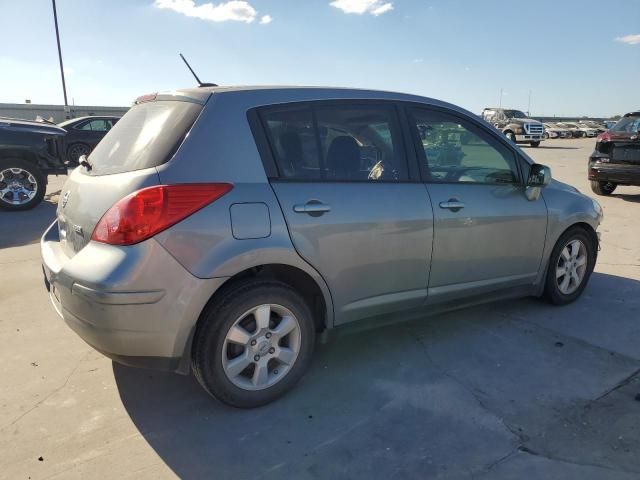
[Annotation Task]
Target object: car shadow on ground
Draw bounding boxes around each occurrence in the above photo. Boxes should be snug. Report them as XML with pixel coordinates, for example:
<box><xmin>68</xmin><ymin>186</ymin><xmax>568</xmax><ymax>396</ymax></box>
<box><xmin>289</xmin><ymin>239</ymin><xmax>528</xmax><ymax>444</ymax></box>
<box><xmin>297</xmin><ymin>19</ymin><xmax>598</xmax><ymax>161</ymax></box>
<box><xmin>0</xmin><ymin>190</ymin><xmax>59</xmax><ymax>249</ymax></box>
<box><xmin>113</xmin><ymin>272</ymin><xmax>640</xmax><ymax>479</ymax></box>
<box><xmin>613</xmin><ymin>193</ymin><xmax>640</xmax><ymax>203</ymax></box>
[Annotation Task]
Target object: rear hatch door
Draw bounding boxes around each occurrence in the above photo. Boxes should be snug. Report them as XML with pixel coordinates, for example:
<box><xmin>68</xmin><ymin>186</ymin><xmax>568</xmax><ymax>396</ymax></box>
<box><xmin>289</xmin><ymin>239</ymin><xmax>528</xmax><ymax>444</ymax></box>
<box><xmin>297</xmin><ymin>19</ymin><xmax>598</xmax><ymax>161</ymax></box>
<box><xmin>609</xmin><ymin>115</ymin><xmax>640</xmax><ymax>165</ymax></box>
<box><xmin>56</xmin><ymin>94</ymin><xmax>206</xmax><ymax>258</ymax></box>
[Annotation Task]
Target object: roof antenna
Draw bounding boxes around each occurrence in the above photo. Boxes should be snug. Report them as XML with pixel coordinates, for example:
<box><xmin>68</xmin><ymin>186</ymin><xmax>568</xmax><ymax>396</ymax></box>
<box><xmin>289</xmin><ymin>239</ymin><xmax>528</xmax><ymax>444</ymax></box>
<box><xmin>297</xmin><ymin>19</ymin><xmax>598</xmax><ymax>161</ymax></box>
<box><xmin>179</xmin><ymin>53</ymin><xmax>218</xmax><ymax>87</ymax></box>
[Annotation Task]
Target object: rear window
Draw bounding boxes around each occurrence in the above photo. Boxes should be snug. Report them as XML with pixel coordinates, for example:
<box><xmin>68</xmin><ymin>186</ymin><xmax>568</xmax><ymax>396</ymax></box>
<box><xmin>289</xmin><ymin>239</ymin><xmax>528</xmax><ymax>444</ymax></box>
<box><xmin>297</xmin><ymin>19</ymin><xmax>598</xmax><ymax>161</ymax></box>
<box><xmin>611</xmin><ymin>116</ymin><xmax>640</xmax><ymax>134</ymax></box>
<box><xmin>87</xmin><ymin>101</ymin><xmax>202</xmax><ymax>175</ymax></box>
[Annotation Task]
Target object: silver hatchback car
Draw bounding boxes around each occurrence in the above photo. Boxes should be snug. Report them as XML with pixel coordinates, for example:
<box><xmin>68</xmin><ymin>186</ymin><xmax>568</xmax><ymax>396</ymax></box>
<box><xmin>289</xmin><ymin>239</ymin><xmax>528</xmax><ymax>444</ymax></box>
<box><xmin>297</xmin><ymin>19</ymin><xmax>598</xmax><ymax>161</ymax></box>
<box><xmin>41</xmin><ymin>86</ymin><xmax>602</xmax><ymax>407</ymax></box>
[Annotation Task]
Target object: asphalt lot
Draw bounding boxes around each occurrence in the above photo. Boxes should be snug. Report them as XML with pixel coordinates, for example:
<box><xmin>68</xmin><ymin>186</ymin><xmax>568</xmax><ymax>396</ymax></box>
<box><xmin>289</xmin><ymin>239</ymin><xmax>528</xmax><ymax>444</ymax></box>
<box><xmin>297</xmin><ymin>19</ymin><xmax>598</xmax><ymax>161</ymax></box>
<box><xmin>1</xmin><ymin>138</ymin><xmax>639</xmax><ymax>479</ymax></box>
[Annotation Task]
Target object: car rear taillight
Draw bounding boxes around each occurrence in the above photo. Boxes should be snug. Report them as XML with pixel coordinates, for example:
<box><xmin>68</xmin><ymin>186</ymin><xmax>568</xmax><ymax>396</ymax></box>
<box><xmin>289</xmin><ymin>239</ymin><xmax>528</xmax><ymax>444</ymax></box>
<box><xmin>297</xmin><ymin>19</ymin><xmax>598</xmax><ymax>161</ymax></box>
<box><xmin>597</xmin><ymin>132</ymin><xmax>611</xmax><ymax>143</ymax></box>
<box><xmin>91</xmin><ymin>183</ymin><xmax>233</xmax><ymax>246</ymax></box>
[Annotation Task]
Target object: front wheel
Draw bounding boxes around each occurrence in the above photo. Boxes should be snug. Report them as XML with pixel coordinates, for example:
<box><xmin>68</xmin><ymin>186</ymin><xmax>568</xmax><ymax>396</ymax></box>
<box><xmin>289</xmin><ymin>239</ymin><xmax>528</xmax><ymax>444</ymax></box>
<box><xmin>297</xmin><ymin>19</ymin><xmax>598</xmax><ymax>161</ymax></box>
<box><xmin>0</xmin><ymin>158</ymin><xmax>46</xmax><ymax>211</ymax></box>
<box><xmin>543</xmin><ymin>227</ymin><xmax>597</xmax><ymax>305</ymax></box>
<box><xmin>590</xmin><ymin>180</ymin><xmax>616</xmax><ymax>196</ymax></box>
<box><xmin>192</xmin><ymin>280</ymin><xmax>316</xmax><ymax>408</ymax></box>
<box><xmin>530</xmin><ymin>141</ymin><xmax>541</xmax><ymax>147</ymax></box>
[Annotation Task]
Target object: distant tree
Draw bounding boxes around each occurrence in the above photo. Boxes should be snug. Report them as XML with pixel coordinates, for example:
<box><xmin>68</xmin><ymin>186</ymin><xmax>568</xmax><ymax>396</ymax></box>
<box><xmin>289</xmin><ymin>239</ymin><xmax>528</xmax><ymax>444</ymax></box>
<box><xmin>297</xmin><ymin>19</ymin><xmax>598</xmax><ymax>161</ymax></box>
<box><xmin>609</xmin><ymin>115</ymin><xmax>622</xmax><ymax>121</ymax></box>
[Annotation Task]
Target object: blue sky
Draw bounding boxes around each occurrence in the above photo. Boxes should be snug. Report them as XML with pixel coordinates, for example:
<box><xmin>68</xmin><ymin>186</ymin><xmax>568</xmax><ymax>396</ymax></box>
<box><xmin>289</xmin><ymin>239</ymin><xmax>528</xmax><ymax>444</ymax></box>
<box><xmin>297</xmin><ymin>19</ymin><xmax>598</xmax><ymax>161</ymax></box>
<box><xmin>1</xmin><ymin>0</ymin><xmax>638</xmax><ymax>116</ymax></box>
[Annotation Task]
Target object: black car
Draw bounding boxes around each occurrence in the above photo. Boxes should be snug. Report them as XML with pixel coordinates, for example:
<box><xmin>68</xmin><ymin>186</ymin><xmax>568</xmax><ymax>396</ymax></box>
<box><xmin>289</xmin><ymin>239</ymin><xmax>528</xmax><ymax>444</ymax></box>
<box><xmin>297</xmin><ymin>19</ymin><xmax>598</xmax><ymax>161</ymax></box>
<box><xmin>589</xmin><ymin>111</ymin><xmax>640</xmax><ymax>196</ymax></box>
<box><xmin>58</xmin><ymin>116</ymin><xmax>120</xmax><ymax>163</ymax></box>
<box><xmin>0</xmin><ymin>117</ymin><xmax>67</xmax><ymax>210</ymax></box>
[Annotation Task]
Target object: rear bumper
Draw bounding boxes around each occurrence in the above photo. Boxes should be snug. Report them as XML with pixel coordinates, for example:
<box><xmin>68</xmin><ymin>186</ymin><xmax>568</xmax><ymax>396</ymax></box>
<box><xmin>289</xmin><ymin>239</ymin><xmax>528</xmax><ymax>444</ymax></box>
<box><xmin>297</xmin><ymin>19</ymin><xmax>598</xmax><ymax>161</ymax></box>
<box><xmin>41</xmin><ymin>221</ymin><xmax>227</xmax><ymax>373</ymax></box>
<box><xmin>588</xmin><ymin>159</ymin><xmax>640</xmax><ymax>185</ymax></box>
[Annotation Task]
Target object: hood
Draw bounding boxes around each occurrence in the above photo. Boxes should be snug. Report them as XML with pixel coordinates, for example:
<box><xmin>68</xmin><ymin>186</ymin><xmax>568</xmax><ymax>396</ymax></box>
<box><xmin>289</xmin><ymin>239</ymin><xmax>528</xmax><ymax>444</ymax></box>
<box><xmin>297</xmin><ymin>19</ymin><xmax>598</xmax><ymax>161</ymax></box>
<box><xmin>508</xmin><ymin>118</ymin><xmax>542</xmax><ymax>126</ymax></box>
<box><xmin>0</xmin><ymin>117</ymin><xmax>66</xmax><ymax>136</ymax></box>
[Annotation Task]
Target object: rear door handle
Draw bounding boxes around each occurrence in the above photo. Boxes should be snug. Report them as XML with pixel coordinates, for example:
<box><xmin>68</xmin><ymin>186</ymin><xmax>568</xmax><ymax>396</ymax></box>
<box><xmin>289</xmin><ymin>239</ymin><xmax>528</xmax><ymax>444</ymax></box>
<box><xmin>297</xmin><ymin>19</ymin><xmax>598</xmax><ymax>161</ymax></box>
<box><xmin>293</xmin><ymin>201</ymin><xmax>331</xmax><ymax>216</ymax></box>
<box><xmin>439</xmin><ymin>199</ymin><xmax>465</xmax><ymax>212</ymax></box>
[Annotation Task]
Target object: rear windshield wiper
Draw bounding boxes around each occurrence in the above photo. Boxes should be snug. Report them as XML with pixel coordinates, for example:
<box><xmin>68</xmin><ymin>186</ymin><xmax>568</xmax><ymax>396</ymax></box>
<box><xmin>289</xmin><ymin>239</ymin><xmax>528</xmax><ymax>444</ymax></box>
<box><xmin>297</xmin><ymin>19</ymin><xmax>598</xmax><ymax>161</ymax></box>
<box><xmin>79</xmin><ymin>155</ymin><xmax>93</xmax><ymax>171</ymax></box>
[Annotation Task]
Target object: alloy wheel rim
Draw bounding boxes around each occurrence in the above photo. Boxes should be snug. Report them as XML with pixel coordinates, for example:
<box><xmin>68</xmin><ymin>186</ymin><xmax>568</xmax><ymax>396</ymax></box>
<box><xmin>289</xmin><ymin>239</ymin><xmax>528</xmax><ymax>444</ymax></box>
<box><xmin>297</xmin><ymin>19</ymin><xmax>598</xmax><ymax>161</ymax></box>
<box><xmin>70</xmin><ymin>145</ymin><xmax>90</xmax><ymax>161</ymax></box>
<box><xmin>0</xmin><ymin>168</ymin><xmax>38</xmax><ymax>206</ymax></box>
<box><xmin>221</xmin><ymin>304</ymin><xmax>301</xmax><ymax>391</ymax></box>
<box><xmin>556</xmin><ymin>239</ymin><xmax>587</xmax><ymax>295</ymax></box>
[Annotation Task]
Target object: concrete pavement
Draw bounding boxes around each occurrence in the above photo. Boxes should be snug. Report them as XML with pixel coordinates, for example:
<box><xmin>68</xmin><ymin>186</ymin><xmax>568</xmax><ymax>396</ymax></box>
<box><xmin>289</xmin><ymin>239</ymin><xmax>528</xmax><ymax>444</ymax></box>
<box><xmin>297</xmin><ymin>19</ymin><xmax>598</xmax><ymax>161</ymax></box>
<box><xmin>1</xmin><ymin>139</ymin><xmax>639</xmax><ymax>479</ymax></box>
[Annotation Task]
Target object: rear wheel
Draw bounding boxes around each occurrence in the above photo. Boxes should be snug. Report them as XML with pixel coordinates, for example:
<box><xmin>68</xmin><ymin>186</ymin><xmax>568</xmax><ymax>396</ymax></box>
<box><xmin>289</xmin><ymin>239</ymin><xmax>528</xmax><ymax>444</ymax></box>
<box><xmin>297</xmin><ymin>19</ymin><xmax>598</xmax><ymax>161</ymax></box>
<box><xmin>543</xmin><ymin>227</ymin><xmax>596</xmax><ymax>305</ymax></box>
<box><xmin>67</xmin><ymin>143</ymin><xmax>91</xmax><ymax>164</ymax></box>
<box><xmin>0</xmin><ymin>158</ymin><xmax>46</xmax><ymax>211</ymax></box>
<box><xmin>530</xmin><ymin>141</ymin><xmax>541</xmax><ymax>147</ymax></box>
<box><xmin>192</xmin><ymin>280</ymin><xmax>316</xmax><ymax>408</ymax></box>
<box><xmin>590</xmin><ymin>180</ymin><xmax>617</xmax><ymax>196</ymax></box>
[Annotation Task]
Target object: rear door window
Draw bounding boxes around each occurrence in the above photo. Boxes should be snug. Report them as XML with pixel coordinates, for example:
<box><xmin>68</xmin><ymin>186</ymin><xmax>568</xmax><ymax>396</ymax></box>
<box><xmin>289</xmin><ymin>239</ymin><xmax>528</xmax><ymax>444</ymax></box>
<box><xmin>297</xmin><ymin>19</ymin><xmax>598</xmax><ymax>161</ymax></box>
<box><xmin>87</xmin><ymin>101</ymin><xmax>202</xmax><ymax>175</ymax></box>
<box><xmin>260</xmin><ymin>102</ymin><xmax>408</xmax><ymax>182</ymax></box>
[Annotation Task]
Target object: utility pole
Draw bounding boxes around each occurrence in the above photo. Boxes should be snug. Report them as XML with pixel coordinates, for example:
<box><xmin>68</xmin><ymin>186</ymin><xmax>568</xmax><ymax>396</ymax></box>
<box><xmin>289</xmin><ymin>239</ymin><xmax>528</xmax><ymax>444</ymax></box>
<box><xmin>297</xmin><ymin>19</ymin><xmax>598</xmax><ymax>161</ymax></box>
<box><xmin>51</xmin><ymin>0</ymin><xmax>69</xmax><ymax>114</ymax></box>
<box><xmin>499</xmin><ymin>88</ymin><xmax>503</xmax><ymax>108</ymax></box>
<box><xmin>527</xmin><ymin>89</ymin><xmax>532</xmax><ymax>116</ymax></box>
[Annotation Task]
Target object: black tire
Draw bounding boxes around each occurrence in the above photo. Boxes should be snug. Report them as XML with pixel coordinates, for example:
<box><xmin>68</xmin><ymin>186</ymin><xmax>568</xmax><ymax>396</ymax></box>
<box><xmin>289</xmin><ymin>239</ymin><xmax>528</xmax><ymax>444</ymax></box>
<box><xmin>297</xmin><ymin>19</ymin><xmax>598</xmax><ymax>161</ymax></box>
<box><xmin>0</xmin><ymin>157</ymin><xmax>47</xmax><ymax>211</ymax></box>
<box><xmin>530</xmin><ymin>141</ymin><xmax>541</xmax><ymax>147</ymax></box>
<box><xmin>543</xmin><ymin>132</ymin><xmax>549</xmax><ymax>139</ymax></box>
<box><xmin>590</xmin><ymin>180</ymin><xmax>616</xmax><ymax>196</ymax></box>
<box><xmin>67</xmin><ymin>143</ymin><xmax>91</xmax><ymax>164</ymax></box>
<box><xmin>543</xmin><ymin>227</ymin><xmax>597</xmax><ymax>305</ymax></box>
<box><xmin>192</xmin><ymin>280</ymin><xmax>316</xmax><ymax>408</ymax></box>
<box><xmin>505</xmin><ymin>131</ymin><xmax>516</xmax><ymax>143</ymax></box>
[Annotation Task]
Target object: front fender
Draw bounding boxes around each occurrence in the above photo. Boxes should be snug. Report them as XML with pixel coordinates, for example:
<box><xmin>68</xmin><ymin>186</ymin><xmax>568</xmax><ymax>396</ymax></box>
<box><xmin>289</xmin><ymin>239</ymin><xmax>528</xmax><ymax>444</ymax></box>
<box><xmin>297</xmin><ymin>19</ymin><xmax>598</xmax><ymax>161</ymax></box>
<box><xmin>536</xmin><ymin>186</ymin><xmax>601</xmax><ymax>288</ymax></box>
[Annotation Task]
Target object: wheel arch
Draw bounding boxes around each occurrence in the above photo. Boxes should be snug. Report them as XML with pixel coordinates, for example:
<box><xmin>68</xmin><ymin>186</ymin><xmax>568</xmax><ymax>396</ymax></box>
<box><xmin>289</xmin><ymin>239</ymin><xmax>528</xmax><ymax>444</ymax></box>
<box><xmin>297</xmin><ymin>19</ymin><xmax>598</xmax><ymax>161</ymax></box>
<box><xmin>176</xmin><ymin>262</ymin><xmax>334</xmax><ymax>374</ymax></box>
<box><xmin>536</xmin><ymin>220</ymin><xmax>599</xmax><ymax>296</ymax></box>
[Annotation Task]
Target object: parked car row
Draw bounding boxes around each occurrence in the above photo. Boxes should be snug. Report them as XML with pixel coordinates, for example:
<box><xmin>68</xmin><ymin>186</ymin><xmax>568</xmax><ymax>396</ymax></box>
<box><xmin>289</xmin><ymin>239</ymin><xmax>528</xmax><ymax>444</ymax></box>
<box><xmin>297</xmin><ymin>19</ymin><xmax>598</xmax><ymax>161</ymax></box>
<box><xmin>543</xmin><ymin>121</ymin><xmax>605</xmax><ymax>139</ymax></box>
<box><xmin>0</xmin><ymin>115</ymin><xmax>120</xmax><ymax>210</ymax></box>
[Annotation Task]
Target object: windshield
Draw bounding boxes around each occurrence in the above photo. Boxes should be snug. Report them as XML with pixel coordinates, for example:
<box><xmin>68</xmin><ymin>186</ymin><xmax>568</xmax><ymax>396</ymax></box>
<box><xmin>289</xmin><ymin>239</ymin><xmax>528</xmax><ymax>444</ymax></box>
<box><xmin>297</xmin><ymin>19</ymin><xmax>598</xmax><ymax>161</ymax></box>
<box><xmin>611</xmin><ymin>116</ymin><xmax>640</xmax><ymax>134</ymax></box>
<box><xmin>503</xmin><ymin>110</ymin><xmax>527</xmax><ymax>119</ymax></box>
<box><xmin>87</xmin><ymin>100</ymin><xmax>202</xmax><ymax>175</ymax></box>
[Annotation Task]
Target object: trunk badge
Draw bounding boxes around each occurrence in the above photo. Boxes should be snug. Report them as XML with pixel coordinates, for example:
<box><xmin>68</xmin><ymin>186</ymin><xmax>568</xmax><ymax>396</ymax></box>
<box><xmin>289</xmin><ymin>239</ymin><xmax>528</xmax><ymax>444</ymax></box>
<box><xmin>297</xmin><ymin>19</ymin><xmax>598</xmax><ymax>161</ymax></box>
<box><xmin>62</xmin><ymin>190</ymin><xmax>70</xmax><ymax>208</ymax></box>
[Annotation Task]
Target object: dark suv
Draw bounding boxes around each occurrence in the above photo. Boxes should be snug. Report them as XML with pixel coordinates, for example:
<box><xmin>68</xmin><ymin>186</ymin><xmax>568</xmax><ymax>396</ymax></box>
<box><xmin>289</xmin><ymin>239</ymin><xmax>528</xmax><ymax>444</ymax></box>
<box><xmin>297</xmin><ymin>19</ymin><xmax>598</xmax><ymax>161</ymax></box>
<box><xmin>0</xmin><ymin>117</ymin><xmax>67</xmax><ymax>210</ymax></box>
<box><xmin>588</xmin><ymin>111</ymin><xmax>640</xmax><ymax>196</ymax></box>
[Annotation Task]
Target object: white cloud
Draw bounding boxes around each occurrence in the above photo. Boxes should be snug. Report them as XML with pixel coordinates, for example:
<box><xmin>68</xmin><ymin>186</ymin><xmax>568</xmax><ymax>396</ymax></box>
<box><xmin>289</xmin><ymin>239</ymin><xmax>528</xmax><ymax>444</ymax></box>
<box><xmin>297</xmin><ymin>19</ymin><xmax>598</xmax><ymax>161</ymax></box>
<box><xmin>154</xmin><ymin>0</ymin><xmax>262</xmax><ymax>23</ymax></box>
<box><xmin>330</xmin><ymin>0</ymin><xmax>393</xmax><ymax>16</ymax></box>
<box><xmin>615</xmin><ymin>34</ymin><xmax>640</xmax><ymax>45</ymax></box>
<box><xmin>259</xmin><ymin>14</ymin><xmax>272</xmax><ymax>24</ymax></box>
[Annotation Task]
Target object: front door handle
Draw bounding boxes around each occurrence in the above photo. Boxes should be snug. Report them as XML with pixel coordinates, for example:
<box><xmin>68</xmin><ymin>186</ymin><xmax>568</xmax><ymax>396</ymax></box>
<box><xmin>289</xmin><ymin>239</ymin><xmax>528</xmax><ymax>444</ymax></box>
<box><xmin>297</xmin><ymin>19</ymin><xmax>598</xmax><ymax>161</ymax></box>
<box><xmin>439</xmin><ymin>199</ymin><xmax>465</xmax><ymax>212</ymax></box>
<box><xmin>293</xmin><ymin>200</ymin><xmax>331</xmax><ymax>216</ymax></box>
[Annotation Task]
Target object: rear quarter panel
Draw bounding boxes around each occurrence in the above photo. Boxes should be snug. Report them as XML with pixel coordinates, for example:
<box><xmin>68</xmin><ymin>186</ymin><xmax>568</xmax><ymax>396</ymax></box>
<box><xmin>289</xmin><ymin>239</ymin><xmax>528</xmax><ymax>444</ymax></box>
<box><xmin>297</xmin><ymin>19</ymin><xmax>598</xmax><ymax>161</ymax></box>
<box><xmin>155</xmin><ymin>93</ymin><xmax>335</xmax><ymax>325</ymax></box>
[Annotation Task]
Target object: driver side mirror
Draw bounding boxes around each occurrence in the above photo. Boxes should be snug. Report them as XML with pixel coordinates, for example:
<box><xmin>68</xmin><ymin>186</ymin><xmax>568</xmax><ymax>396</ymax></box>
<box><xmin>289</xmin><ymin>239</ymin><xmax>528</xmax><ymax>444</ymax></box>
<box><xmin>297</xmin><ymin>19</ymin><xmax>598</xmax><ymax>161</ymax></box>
<box><xmin>527</xmin><ymin>164</ymin><xmax>551</xmax><ymax>187</ymax></box>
